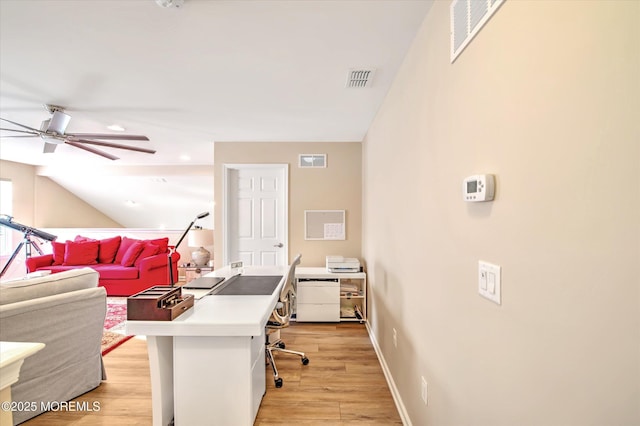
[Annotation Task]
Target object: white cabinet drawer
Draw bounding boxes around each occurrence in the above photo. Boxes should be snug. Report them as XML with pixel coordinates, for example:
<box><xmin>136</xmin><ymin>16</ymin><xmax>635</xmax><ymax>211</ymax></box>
<box><xmin>297</xmin><ymin>303</ymin><xmax>340</xmax><ymax>322</ymax></box>
<box><xmin>250</xmin><ymin>331</ymin><xmax>264</xmax><ymax>365</ymax></box>
<box><xmin>250</xmin><ymin>332</ymin><xmax>265</xmax><ymax>421</ymax></box>
<box><xmin>297</xmin><ymin>281</ymin><xmax>339</xmax><ymax>304</ymax></box>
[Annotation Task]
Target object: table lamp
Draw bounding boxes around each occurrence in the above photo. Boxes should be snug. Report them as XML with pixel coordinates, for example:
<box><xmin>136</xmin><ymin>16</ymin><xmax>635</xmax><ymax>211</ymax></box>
<box><xmin>188</xmin><ymin>228</ymin><xmax>213</xmax><ymax>266</ymax></box>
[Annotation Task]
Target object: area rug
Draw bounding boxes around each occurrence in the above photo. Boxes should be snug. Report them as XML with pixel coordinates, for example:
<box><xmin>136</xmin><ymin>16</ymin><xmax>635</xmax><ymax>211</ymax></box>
<box><xmin>102</xmin><ymin>297</ymin><xmax>133</xmax><ymax>355</ymax></box>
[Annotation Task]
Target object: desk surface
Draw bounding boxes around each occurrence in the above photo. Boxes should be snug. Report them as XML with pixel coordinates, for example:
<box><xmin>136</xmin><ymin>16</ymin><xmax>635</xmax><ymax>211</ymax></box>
<box><xmin>125</xmin><ymin>265</ymin><xmax>286</xmax><ymax>337</ymax></box>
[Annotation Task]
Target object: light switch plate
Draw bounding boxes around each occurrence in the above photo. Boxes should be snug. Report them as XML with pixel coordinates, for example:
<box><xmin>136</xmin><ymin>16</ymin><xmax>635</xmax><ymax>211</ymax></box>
<box><xmin>479</xmin><ymin>261</ymin><xmax>501</xmax><ymax>305</ymax></box>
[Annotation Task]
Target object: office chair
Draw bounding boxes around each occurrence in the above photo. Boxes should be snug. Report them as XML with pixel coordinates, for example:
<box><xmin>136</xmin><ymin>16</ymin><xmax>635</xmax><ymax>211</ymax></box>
<box><xmin>265</xmin><ymin>253</ymin><xmax>309</xmax><ymax>388</ymax></box>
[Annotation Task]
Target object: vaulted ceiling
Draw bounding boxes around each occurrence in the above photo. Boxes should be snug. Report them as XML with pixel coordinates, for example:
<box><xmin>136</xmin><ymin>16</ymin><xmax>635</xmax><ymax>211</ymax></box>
<box><xmin>0</xmin><ymin>0</ymin><xmax>432</xmax><ymax>228</ymax></box>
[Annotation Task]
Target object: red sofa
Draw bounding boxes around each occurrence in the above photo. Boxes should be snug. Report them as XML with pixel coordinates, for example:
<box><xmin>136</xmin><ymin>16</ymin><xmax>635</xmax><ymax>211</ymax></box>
<box><xmin>25</xmin><ymin>235</ymin><xmax>180</xmax><ymax>296</ymax></box>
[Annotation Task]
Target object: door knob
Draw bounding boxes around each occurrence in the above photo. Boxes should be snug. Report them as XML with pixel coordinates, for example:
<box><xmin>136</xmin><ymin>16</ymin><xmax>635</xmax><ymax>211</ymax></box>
<box><xmin>273</xmin><ymin>243</ymin><xmax>284</xmax><ymax>248</ymax></box>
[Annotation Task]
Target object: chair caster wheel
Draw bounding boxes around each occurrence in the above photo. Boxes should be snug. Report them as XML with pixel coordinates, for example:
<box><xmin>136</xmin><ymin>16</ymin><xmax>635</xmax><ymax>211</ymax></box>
<box><xmin>301</xmin><ymin>357</ymin><xmax>309</xmax><ymax>365</ymax></box>
<box><xmin>275</xmin><ymin>378</ymin><xmax>283</xmax><ymax>388</ymax></box>
<box><xmin>277</xmin><ymin>342</ymin><xmax>285</xmax><ymax>349</ymax></box>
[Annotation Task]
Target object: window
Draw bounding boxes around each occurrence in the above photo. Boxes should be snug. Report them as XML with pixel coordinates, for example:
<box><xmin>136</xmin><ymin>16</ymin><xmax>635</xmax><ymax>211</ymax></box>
<box><xmin>0</xmin><ymin>180</ymin><xmax>13</xmax><ymax>256</ymax></box>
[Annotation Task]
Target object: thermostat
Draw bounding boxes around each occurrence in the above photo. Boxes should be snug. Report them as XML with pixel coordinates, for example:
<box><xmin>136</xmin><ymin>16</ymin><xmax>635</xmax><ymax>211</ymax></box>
<box><xmin>463</xmin><ymin>174</ymin><xmax>495</xmax><ymax>202</ymax></box>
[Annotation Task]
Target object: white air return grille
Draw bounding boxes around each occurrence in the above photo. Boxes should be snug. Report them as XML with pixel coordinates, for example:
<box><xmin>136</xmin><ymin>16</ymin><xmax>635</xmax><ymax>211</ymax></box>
<box><xmin>451</xmin><ymin>0</ymin><xmax>505</xmax><ymax>63</ymax></box>
<box><xmin>346</xmin><ymin>69</ymin><xmax>375</xmax><ymax>88</ymax></box>
<box><xmin>299</xmin><ymin>154</ymin><xmax>327</xmax><ymax>168</ymax></box>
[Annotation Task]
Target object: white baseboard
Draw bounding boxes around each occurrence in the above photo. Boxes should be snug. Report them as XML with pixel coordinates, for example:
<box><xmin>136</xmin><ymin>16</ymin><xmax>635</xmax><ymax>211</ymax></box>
<box><xmin>365</xmin><ymin>321</ymin><xmax>411</xmax><ymax>426</ymax></box>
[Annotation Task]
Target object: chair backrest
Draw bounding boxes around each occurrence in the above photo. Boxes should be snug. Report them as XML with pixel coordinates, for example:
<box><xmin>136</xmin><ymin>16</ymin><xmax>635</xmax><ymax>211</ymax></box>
<box><xmin>271</xmin><ymin>254</ymin><xmax>302</xmax><ymax>325</ymax></box>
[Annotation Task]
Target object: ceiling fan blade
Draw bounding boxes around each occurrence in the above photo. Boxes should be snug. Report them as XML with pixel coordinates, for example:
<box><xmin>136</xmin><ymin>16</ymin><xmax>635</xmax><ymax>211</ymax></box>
<box><xmin>70</xmin><ymin>138</ymin><xmax>156</xmax><ymax>154</ymax></box>
<box><xmin>47</xmin><ymin>110</ymin><xmax>71</xmax><ymax>134</ymax></box>
<box><xmin>0</xmin><ymin>117</ymin><xmax>42</xmax><ymax>133</ymax></box>
<box><xmin>65</xmin><ymin>133</ymin><xmax>149</xmax><ymax>141</ymax></box>
<box><xmin>0</xmin><ymin>135</ymin><xmax>38</xmax><ymax>139</ymax></box>
<box><xmin>0</xmin><ymin>128</ymin><xmax>39</xmax><ymax>137</ymax></box>
<box><xmin>43</xmin><ymin>142</ymin><xmax>57</xmax><ymax>154</ymax></box>
<box><xmin>66</xmin><ymin>141</ymin><xmax>119</xmax><ymax>160</ymax></box>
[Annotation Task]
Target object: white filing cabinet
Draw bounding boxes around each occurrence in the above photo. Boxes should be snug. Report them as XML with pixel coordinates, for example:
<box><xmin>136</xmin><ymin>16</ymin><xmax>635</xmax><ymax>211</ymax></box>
<box><xmin>296</xmin><ymin>278</ymin><xmax>340</xmax><ymax>322</ymax></box>
<box><xmin>295</xmin><ymin>267</ymin><xmax>367</xmax><ymax>322</ymax></box>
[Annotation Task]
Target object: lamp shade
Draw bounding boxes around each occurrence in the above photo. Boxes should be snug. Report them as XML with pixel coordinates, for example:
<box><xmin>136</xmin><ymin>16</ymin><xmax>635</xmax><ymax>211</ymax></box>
<box><xmin>187</xmin><ymin>229</ymin><xmax>213</xmax><ymax>247</ymax></box>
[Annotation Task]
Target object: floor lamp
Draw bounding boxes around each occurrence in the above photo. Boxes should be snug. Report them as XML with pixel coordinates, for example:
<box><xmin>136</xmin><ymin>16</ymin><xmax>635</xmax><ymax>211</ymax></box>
<box><xmin>169</xmin><ymin>211</ymin><xmax>209</xmax><ymax>286</ymax></box>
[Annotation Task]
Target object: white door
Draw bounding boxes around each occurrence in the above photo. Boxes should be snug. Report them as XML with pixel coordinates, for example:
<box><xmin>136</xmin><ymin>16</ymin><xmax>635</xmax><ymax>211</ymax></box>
<box><xmin>223</xmin><ymin>164</ymin><xmax>288</xmax><ymax>266</ymax></box>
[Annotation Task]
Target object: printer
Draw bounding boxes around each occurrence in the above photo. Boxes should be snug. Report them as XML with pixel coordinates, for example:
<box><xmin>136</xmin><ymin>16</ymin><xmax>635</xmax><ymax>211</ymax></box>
<box><xmin>326</xmin><ymin>256</ymin><xmax>360</xmax><ymax>273</ymax></box>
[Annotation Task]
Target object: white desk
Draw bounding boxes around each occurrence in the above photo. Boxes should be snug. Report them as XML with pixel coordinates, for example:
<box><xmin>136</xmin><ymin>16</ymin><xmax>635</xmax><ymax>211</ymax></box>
<box><xmin>126</xmin><ymin>265</ymin><xmax>286</xmax><ymax>426</ymax></box>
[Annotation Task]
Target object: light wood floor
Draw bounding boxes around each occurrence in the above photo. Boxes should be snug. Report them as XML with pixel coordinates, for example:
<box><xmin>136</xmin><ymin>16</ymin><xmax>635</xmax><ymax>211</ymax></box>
<box><xmin>23</xmin><ymin>322</ymin><xmax>401</xmax><ymax>425</ymax></box>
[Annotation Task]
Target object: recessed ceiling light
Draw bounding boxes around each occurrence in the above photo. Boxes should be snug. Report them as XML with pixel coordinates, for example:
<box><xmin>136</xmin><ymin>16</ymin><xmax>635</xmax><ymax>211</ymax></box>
<box><xmin>180</xmin><ymin>154</ymin><xmax>191</xmax><ymax>161</ymax></box>
<box><xmin>125</xmin><ymin>200</ymin><xmax>136</xmax><ymax>206</ymax></box>
<box><xmin>107</xmin><ymin>124</ymin><xmax>125</xmax><ymax>132</ymax></box>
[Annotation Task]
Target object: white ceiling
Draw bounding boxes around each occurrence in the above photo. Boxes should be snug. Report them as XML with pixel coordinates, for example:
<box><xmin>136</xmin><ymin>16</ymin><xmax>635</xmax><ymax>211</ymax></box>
<box><xmin>0</xmin><ymin>0</ymin><xmax>432</xmax><ymax>228</ymax></box>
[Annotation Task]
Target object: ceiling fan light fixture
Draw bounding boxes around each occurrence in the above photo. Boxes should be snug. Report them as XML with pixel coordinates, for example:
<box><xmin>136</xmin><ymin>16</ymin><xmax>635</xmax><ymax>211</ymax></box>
<box><xmin>155</xmin><ymin>0</ymin><xmax>184</xmax><ymax>8</ymax></box>
<box><xmin>47</xmin><ymin>110</ymin><xmax>71</xmax><ymax>134</ymax></box>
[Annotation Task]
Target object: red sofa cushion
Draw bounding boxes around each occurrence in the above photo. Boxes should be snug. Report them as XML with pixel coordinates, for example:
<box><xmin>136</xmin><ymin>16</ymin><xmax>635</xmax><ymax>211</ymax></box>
<box><xmin>120</xmin><ymin>241</ymin><xmax>145</xmax><ymax>267</ymax></box>
<box><xmin>91</xmin><ymin>263</ymin><xmax>139</xmax><ymax>280</ymax></box>
<box><xmin>51</xmin><ymin>241</ymin><xmax>66</xmax><ymax>265</ymax></box>
<box><xmin>63</xmin><ymin>240</ymin><xmax>99</xmax><ymax>265</ymax></box>
<box><xmin>114</xmin><ymin>237</ymin><xmax>140</xmax><ymax>264</ymax></box>
<box><xmin>98</xmin><ymin>236</ymin><xmax>121</xmax><ymax>263</ymax></box>
<box><xmin>134</xmin><ymin>243</ymin><xmax>161</xmax><ymax>267</ymax></box>
<box><xmin>146</xmin><ymin>237</ymin><xmax>169</xmax><ymax>253</ymax></box>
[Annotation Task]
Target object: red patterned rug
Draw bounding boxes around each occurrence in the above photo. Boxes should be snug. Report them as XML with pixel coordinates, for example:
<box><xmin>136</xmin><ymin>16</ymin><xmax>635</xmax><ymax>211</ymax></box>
<box><xmin>102</xmin><ymin>297</ymin><xmax>133</xmax><ymax>355</ymax></box>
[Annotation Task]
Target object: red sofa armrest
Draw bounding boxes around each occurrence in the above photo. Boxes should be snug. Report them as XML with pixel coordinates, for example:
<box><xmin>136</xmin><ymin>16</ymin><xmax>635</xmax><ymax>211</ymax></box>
<box><xmin>26</xmin><ymin>254</ymin><xmax>54</xmax><ymax>272</ymax></box>
<box><xmin>138</xmin><ymin>252</ymin><xmax>181</xmax><ymax>273</ymax></box>
<box><xmin>138</xmin><ymin>252</ymin><xmax>181</xmax><ymax>285</ymax></box>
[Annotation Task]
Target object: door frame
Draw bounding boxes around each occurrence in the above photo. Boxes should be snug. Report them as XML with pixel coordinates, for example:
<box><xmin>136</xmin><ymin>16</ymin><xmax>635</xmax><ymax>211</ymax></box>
<box><xmin>222</xmin><ymin>163</ymin><xmax>289</xmax><ymax>266</ymax></box>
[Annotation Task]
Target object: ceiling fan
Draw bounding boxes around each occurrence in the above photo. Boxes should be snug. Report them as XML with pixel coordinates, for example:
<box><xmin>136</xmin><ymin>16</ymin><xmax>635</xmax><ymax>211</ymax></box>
<box><xmin>0</xmin><ymin>104</ymin><xmax>156</xmax><ymax>160</ymax></box>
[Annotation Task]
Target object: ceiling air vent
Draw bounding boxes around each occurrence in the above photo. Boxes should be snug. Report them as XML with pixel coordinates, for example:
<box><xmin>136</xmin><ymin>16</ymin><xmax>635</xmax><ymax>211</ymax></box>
<box><xmin>346</xmin><ymin>69</ymin><xmax>375</xmax><ymax>88</ymax></box>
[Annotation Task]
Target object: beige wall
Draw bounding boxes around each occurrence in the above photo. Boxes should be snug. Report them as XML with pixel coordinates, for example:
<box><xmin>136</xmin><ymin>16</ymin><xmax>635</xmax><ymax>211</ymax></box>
<box><xmin>363</xmin><ymin>1</ymin><xmax>639</xmax><ymax>425</ymax></box>
<box><xmin>0</xmin><ymin>160</ymin><xmax>122</xmax><ymax>277</ymax></box>
<box><xmin>34</xmin><ymin>176</ymin><xmax>122</xmax><ymax>228</ymax></box>
<box><xmin>0</xmin><ymin>160</ymin><xmax>122</xmax><ymax>228</ymax></box>
<box><xmin>0</xmin><ymin>160</ymin><xmax>36</xmax><ymax>225</ymax></box>
<box><xmin>214</xmin><ymin>142</ymin><xmax>361</xmax><ymax>268</ymax></box>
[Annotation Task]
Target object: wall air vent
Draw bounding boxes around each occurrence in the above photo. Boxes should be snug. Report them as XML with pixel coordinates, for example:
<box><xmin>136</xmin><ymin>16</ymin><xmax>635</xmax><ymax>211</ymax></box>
<box><xmin>451</xmin><ymin>0</ymin><xmax>505</xmax><ymax>63</ymax></box>
<box><xmin>346</xmin><ymin>69</ymin><xmax>375</xmax><ymax>88</ymax></box>
<box><xmin>299</xmin><ymin>154</ymin><xmax>327</xmax><ymax>168</ymax></box>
